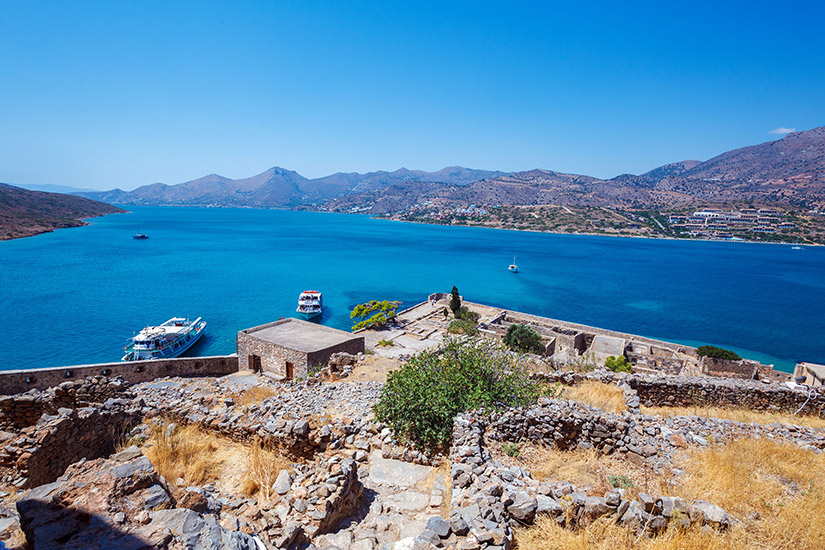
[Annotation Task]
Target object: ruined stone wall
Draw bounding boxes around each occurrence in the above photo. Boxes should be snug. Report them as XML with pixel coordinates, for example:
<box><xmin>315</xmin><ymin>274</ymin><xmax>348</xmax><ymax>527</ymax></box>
<box><xmin>0</xmin><ymin>355</ymin><xmax>238</xmax><ymax>395</ymax></box>
<box><xmin>630</xmin><ymin>373</ymin><xmax>825</xmax><ymax>417</ymax></box>
<box><xmin>535</xmin><ymin>370</ymin><xmax>825</xmax><ymax>418</ymax></box>
<box><xmin>0</xmin><ymin>404</ymin><xmax>141</xmax><ymax>488</ymax></box>
<box><xmin>700</xmin><ymin>356</ymin><xmax>758</xmax><ymax>380</ymax></box>
<box><xmin>0</xmin><ymin>376</ymin><xmax>129</xmax><ymax>430</ymax></box>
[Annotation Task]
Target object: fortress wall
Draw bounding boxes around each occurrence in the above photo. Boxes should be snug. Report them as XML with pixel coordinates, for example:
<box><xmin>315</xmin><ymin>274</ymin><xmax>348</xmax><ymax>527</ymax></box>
<box><xmin>0</xmin><ymin>355</ymin><xmax>238</xmax><ymax>395</ymax></box>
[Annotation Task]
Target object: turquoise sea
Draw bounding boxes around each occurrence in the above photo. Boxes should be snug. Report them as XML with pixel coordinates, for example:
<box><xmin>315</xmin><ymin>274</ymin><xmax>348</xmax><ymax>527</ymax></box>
<box><xmin>1</xmin><ymin>206</ymin><xmax>823</xmax><ymax>373</ymax></box>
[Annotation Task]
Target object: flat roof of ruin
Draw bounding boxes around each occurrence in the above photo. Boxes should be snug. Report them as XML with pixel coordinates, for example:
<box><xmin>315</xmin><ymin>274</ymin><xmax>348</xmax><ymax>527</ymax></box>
<box><xmin>240</xmin><ymin>318</ymin><xmax>362</xmax><ymax>353</ymax></box>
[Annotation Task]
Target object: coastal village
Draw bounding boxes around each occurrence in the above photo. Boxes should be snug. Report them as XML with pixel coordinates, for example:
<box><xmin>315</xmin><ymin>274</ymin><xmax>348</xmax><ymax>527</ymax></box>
<box><xmin>384</xmin><ymin>202</ymin><xmax>823</xmax><ymax>244</ymax></box>
<box><xmin>0</xmin><ymin>293</ymin><xmax>823</xmax><ymax>550</ymax></box>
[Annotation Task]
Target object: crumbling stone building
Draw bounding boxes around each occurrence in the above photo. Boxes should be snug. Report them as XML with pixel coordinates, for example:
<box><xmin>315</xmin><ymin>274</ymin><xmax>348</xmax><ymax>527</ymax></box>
<box><xmin>236</xmin><ymin>318</ymin><xmax>364</xmax><ymax>380</ymax></box>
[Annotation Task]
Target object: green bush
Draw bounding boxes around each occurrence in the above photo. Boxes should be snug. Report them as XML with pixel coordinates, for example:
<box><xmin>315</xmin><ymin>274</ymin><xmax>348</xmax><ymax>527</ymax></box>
<box><xmin>448</xmin><ymin>319</ymin><xmax>478</xmax><ymax>336</ymax></box>
<box><xmin>697</xmin><ymin>345</ymin><xmax>741</xmax><ymax>361</ymax></box>
<box><xmin>604</xmin><ymin>355</ymin><xmax>632</xmax><ymax>373</ymax></box>
<box><xmin>502</xmin><ymin>442</ymin><xmax>521</xmax><ymax>457</ymax></box>
<box><xmin>608</xmin><ymin>474</ymin><xmax>634</xmax><ymax>489</ymax></box>
<box><xmin>373</xmin><ymin>337</ymin><xmax>542</xmax><ymax>453</ymax></box>
<box><xmin>503</xmin><ymin>323</ymin><xmax>543</xmax><ymax>354</ymax></box>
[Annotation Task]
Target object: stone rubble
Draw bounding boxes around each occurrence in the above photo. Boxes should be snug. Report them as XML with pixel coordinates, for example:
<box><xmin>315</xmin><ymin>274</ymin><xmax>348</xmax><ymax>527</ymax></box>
<box><xmin>0</xmin><ymin>364</ymin><xmax>823</xmax><ymax>549</ymax></box>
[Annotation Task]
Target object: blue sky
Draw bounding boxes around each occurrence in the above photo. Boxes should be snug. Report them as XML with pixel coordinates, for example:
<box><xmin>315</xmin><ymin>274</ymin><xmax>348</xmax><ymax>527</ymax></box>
<box><xmin>1</xmin><ymin>1</ymin><xmax>824</xmax><ymax>190</ymax></box>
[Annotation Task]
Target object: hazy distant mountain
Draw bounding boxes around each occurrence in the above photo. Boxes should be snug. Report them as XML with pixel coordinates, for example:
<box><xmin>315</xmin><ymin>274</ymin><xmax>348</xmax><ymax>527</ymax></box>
<box><xmin>79</xmin><ymin>166</ymin><xmax>505</xmax><ymax>208</ymax></box>
<box><xmin>0</xmin><ymin>183</ymin><xmax>124</xmax><ymax>240</ymax></box>
<box><xmin>15</xmin><ymin>183</ymin><xmax>96</xmax><ymax>194</ymax></box>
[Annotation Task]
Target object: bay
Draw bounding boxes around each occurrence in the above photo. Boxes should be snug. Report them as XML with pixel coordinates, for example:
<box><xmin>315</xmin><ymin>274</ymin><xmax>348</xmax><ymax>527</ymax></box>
<box><xmin>1</xmin><ymin>206</ymin><xmax>823</xmax><ymax>373</ymax></box>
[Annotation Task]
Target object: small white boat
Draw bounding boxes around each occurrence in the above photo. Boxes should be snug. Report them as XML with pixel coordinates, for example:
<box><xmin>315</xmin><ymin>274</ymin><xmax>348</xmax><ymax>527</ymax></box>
<box><xmin>297</xmin><ymin>290</ymin><xmax>323</xmax><ymax>319</ymax></box>
<box><xmin>122</xmin><ymin>317</ymin><xmax>206</xmax><ymax>361</ymax></box>
<box><xmin>508</xmin><ymin>256</ymin><xmax>519</xmax><ymax>273</ymax></box>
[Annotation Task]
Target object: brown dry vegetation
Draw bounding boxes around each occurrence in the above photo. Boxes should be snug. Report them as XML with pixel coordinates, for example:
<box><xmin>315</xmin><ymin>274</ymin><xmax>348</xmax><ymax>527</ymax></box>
<box><xmin>142</xmin><ymin>421</ymin><xmax>292</xmax><ymax>504</ymax></box>
<box><xmin>232</xmin><ymin>385</ymin><xmax>281</xmax><ymax>407</ymax></box>
<box><xmin>240</xmin><ymin>438</ymin><xmax>293</xmax><ymax>502</ymax></box>
<box><xmin>495</xmin><ymin>442</ymin><xmax>675</xmax><ymax>500</ymax></box>
<box><xmin>641</xmin><ymin>405</ymin><xmax>825</xmax><ymax>430</ymax></box>
<box><xmin>514</xmin><ymin>438</ymin><xmax>825</xmax><ymax>550</ymax></box>
<box><xmin>561</xmin><ymin>381</ymin><xmax>628</xmax><ymax>414</ymax></box>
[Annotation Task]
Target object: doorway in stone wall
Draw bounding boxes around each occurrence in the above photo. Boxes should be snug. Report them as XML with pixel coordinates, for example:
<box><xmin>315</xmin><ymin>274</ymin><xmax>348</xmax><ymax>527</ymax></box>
<box><xmin>285</xmin><ymin>361</ymin><xmax>294</xmax><ymax>380</ymax></box>
<box><xmin>249</xmin><ymin>355</ymin><xmax>261</xmax><ymax>373</ymax></box>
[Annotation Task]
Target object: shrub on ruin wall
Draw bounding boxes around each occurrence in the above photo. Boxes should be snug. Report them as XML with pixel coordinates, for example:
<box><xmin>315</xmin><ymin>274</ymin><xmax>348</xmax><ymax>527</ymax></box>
<box><xmin>504</xmin><ymin>323</ymin><xmax>543</xmax><ymax>354</ymax></box>
<box><xmin>605</xmin><ymin>355</ymin><xmax>632</xmax><ymax>373</ymax></box>
<box><xmin>697</xmin><ymin>345</ymin><xmax>741</xmax><ymax>361</ymax></box>
<box><xmin>374</xmin><ymin>337</ymin><xmax>541</xmax><ymax>454</ymax></box>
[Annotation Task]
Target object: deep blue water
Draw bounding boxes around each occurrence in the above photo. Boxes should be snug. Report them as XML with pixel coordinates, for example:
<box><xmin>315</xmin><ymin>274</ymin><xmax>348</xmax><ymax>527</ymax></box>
<box><xmin>1</xmin><ymin>206</ymin><xmax>823</xmax><ymax>373</ymax></box>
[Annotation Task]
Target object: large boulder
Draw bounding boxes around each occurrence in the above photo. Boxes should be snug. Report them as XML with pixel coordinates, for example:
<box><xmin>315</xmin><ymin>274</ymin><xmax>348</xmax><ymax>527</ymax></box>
<box><xmin>15</xmin><ymin>447</ymin><xmax>259</xmax><ymax>549</ymax></box>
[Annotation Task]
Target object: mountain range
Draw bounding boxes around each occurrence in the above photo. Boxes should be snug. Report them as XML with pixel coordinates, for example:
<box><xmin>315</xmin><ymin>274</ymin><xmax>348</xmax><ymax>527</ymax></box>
<box><xmin>78</xmin><ymin>167</ymin><xmax>505</xmax><ymax>209</ymax></box>
<box><xmin>76</xmin><ymin>126</ymin><xmax>825</xmax><ymax>212</ymax></box>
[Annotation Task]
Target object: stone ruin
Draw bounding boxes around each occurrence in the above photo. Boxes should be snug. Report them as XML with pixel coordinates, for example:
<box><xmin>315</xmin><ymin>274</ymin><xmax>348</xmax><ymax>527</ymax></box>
<box><xmin>0</xmin><ymin>358</ymin><xmax>822</xmax><ymax>549</ymax></box>
<box><xmin>481</xmin><ymin>310</ymin><xmax>788</xmax><ymax>382</ymax></box>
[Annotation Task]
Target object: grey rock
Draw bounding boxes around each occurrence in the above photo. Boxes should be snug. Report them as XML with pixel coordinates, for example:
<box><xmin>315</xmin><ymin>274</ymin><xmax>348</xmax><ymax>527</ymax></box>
<box><xmin>112</xmin><ymin>456</ymin><xmax>155</xmax><ymax>479</ymax></box>
<box><xmin>690</xmin><ymin>500</ymin><xmax>731</xmax><ymax>528</ymax></box>
<box><xmin>274</xmin><ymin>469</ymin><xmax>293</xmax><ymax>495</ymax></box>
<box><xmin>536</xmin><ymin>495</ymin><xmax>563</xmax><ymax>516</ymax></box>
<box><xmin>507</xmin><ymin>491</ymin><xmax>537</xmax><ymax>523</ymax></box>
<box><xmin>425</xmin><ymin>515</ymin><xmax>451</xmax><ymax>538</ymax></box>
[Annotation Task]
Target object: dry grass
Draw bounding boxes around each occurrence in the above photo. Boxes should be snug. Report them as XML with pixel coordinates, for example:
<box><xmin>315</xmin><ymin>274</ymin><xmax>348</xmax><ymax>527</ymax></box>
<box><xmin>496</xmin><ymin>442</ymin><xmax>675</xmax><ymax>500</ymax></box>
<box><xmin>516</xmin><ymin>516</ymin><xmax>747</xmax><ymax>550</ymax></box>
<box><xmin>642</xmin><ymin>405</ymin><xmax>825</xmax><ymax>430</ymax></box>
<box><xmin>515</xmin><ymin>438</ymin><xmax>825</xmax><ymax>550</ymax></box>
<box><xmin>143</xmin><ymin>421</ymin><xmax>293</xmax><ymax>504</ymax></box>
<box><xmin>144</xmin><ymin>423</ymin><xmax>226</xmax><ymax>486</ymax></box>
<box><xmin>240</xmin><ymin>438</ymin><xmax>292</xmax><ymax>502</ymax></box>
<box><xmin>561</xmin><ymin>381</ymin><xmax>628</xmax><ymax>414</ymax></box>
<box><xmin>232</xmin><ymin>385</ymin><xmax>281</xmax><ymax>407</ymax></box>
<box><xmin>345</xmin><ymin>354</ymin><xmax>402</xmax><ymax>384</ymax></box>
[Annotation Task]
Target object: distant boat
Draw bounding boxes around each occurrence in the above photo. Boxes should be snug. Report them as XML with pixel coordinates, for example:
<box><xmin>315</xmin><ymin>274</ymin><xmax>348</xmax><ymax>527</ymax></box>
<box><xmin>122</xmin><ymin>317</ymin><xmax>206</xmax><ymax>361</ymax></box>
<box><xmin>508</xmin><ymin>256</ymin><xmax>519</xmax><ymax>273</ymax></box>
<box><xmin>133</xmin><ymin>231</ymin><xmax>148</xmax><ymax>239</ymax></box>
<box><xmin>792</xmin><ymin>240</ymin><xmax>803</xmax><ymax>250</ymax></box>
<box><xmin>297</xmin><ymin>290</ymin><xmax>323</xmax><ymax>319</ymax></box>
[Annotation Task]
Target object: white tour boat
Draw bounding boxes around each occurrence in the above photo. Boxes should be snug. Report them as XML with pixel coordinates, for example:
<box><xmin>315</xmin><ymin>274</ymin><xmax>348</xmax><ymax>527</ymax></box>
<box><xmin>297</xmin><ymin>290</ymin><xmax>323</xmax><ymax>319</ymax></box>
<box><xmin>122</xmin><ymin>317</ymin><xmax>206</xmax><ymax>361</ymax></box>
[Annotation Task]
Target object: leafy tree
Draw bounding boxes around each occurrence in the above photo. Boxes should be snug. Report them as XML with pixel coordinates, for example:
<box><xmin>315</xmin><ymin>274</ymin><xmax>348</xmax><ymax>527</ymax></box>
<box><xmin>373</xmin><ymin>337</ymin><xmax>542</xmax><ymax>453</ymax></box>
<box><xmin>697</xmin><ymin>345</ymin><xmax>741</xmax><ymax>361</ymax></box>
<box><xmin>350</xmin><ymin>300</ymin><xmax>401</xmax><ymax>331</ymax></box>
<box><xmin>450</xmin><ymin>286</ymin><xmax>461</xmax><ymax>315</ymax></box>
<box><xmin>605</xmin><ymin>355</ymin><xmax>632</xmax><ymax>373</ymax></box>
<box><xmin>503</xmin><ymin>323</ymin><xmax>543</xmax><ymax>354</ymax></box>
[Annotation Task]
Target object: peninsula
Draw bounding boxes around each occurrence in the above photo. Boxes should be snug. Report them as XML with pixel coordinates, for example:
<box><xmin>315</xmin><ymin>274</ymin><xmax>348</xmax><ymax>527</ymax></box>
<box><xmin>0</xmin><ymin>183</ymin><xmax>125</xmax><ymax>241</ymax></box>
